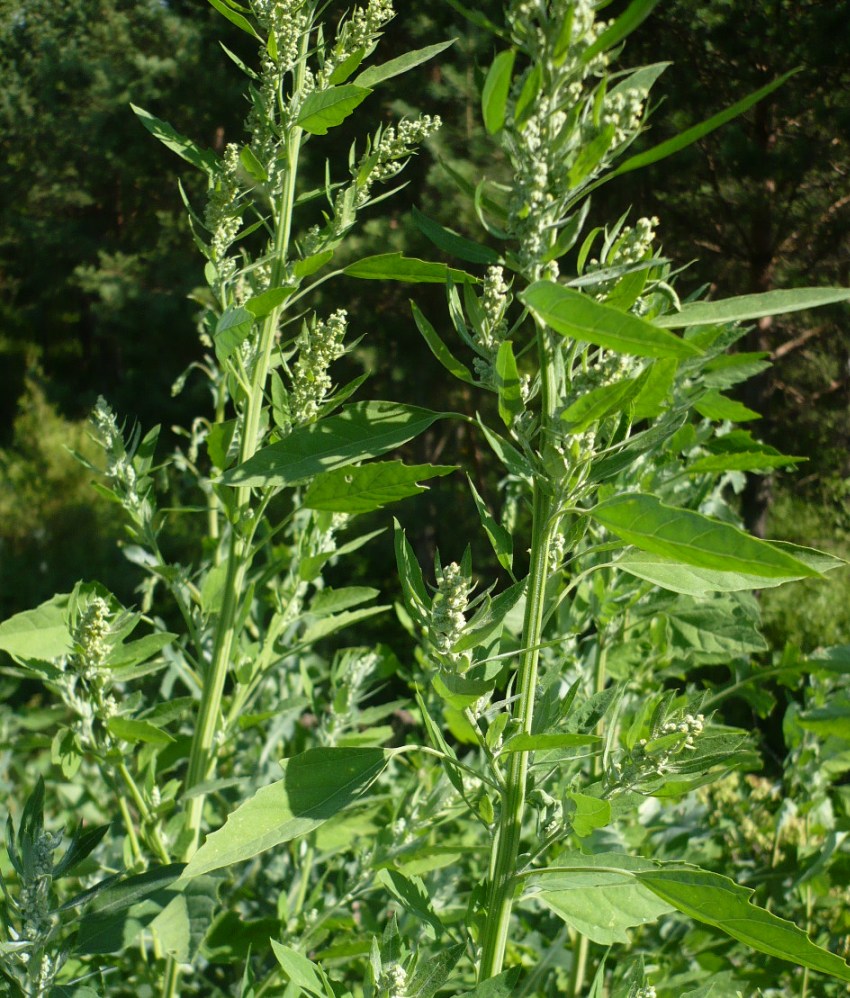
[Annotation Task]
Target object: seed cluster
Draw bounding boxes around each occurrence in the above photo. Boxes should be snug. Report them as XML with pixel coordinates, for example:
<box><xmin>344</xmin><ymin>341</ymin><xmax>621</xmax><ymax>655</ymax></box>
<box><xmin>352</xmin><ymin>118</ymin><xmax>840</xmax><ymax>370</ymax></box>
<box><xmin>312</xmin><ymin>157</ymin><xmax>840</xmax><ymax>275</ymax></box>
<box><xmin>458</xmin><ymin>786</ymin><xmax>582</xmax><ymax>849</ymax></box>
<box><xmin>290</xmin><ymin>309</ymin><xmax>348</xmax><ymax>424</ymax></box>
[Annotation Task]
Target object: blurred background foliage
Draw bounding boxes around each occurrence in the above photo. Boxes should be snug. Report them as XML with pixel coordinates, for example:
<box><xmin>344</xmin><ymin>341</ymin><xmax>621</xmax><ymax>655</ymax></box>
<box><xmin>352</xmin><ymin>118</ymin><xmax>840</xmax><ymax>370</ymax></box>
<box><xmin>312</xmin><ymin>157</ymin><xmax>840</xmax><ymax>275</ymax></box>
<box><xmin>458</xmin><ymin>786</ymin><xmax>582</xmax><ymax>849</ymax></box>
<box><xmin>1</xmin><ymin>0</ymin><xmax>849</xmax><ymax>647</ymax></box>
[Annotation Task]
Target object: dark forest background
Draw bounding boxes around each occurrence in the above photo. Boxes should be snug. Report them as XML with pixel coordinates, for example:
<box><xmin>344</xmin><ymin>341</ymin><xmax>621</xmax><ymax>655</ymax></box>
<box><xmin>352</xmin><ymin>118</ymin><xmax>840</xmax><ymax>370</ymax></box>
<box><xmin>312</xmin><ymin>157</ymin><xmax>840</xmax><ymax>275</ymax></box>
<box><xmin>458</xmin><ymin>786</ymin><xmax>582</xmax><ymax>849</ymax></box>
<box><xmin>1</xmin><ymin>0</ymin><xmax>849</xmax><ymax>650</ymax></box>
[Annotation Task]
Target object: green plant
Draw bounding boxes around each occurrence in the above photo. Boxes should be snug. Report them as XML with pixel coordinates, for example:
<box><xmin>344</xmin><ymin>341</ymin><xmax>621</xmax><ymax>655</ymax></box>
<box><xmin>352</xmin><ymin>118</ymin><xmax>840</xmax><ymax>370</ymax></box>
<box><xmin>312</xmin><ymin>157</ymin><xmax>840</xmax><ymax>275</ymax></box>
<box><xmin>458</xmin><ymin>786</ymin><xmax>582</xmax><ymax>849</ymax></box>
<box><xmin>1</xmin><ymin>1</ymin><xmax>850</xmax><ymax>996</ymax></box>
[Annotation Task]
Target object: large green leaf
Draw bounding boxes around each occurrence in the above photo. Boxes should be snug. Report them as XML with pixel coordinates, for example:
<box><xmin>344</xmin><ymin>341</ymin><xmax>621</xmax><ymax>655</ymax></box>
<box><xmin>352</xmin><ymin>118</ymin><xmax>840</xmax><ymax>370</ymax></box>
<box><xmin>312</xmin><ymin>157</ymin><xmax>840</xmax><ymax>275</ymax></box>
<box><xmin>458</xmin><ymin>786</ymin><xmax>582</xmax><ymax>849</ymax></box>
<box><xmin>131</xmin><ymin>105</ymin><xmax>217</xmax><ymax>174</ymax></box>
<box><xmin>636</xmin><ymin>868</ymin><xmax>850</xmax><ymax>982</ymax></box>
<box><xmin>353</xmin><ymin>40</ymin><xmax>455</xmax><ymax>88</ymax></box>
<box><xmin>182</xmin><ymin>748</ymin><xmax>388</xmax><ymax>878</ymax></box>
<box><xmin>303</xmin><ymin>461</ymin><xmax>455</xmax><ymax>513</ymax></box>
<box><xmin>0</xmin><ymin>593</ymin><xmax>71</xmax><ymax>661</ymax></box>
<box><xmin>482</xmin><ymin>49</ymin><xmax>516</xmax><ymax>134</ymax></box>
<box><xmin>296</xmin><ymin>85</ymin><xmax>372</xmax><ymax>135</ymax></box>
<box><xmin>524</xmin><ymin>853</ymin><xmax>673</xmax><ymax>945</ymax></box>
<box><xmin>411</xmin><ymin>206</ymin><xmax>501</xmax><ymax>265</ymax></box>
<box><xmin>591</xmin><ymin>493</ymin><xmax>821</xmax><ymax>579</ymax></box>
<box><xmin>343</xmin><ymin>252</ymin><xmax>475</xmax><ymax>283</ymax></box>
<box><xmin>656</xmin><ymin>287</ymin><xmax>850</xmax><ymax>328</ymax></box>
<box><xmin>223</xmin><ymin>402</ymin><xmax>448</xmax><ymax>487</ymax></box>
<box><xmin>520</xmin><ymin>282</ymin><xmax>700</xmax><ymax>358</ymax></box>
<box><xmin>616</xmin><ymin>540</ymin><xmax>843</xmax><ymax>596</ymax></box>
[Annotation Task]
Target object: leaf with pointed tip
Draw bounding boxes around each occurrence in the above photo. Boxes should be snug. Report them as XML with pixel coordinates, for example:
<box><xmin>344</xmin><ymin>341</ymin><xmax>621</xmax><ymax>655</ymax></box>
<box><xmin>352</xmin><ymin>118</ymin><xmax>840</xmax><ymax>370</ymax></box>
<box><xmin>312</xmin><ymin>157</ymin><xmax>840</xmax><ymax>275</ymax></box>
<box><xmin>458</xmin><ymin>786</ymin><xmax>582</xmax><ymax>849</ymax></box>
<box><xmin>0</xmin><ymin>593</ymin><xmax>71</xmax><ymax>662</ymax></box>
<box><xmin>223</xmin><ymin>402</ymin><xmax>449</xmax><ymax>487</ymax></box>
<box><xmin>131</xmin><ymin>105</ymin><xmax>217</xmax><ymax>174</ymax></box>
<box><xmin>303</xmin><ymin>460</ymin><xmax>455</xmax><ymax>513</ymax></box>
<box><xmin>637</xmin><ymin>868</ymin><xmax>850</xmax><ymax>982</ymax></box>
<box><xmin>520</xmin><ymin>282</ymin><xmax>700</xmax><ymax>358</ymax></box>
<box><xmin>656</xmin><ymin>286</ymin><xmax>850</xmax><ymax>328</ymax></box>
<box><xmin>344</xmin><ymin>253</ymin><xmax>476</xmax><ymax>283</ymax></box>
<box><xmin>582</xmin><ymin>0</ymin><xmax>663</xmax><ymax>62</ymax></box>
<box><xmin>296</xmin><ymin>86</ymin><xmax>372</xmax><ymax>135</ymax></box>
<box><xmin>354</xmin><ymin>40</ymin><xmax>455</xmax><ymax>88</ymax></box>
<box><xmin>183</xmin><ymin>748</ymin><xmax>389</xmax><ymax>878</ymax></box>
<box><xmin>482</xmin><ymin>49</ymin><xmax>516</xmax><ymax>133</ymax></box>
<box><xmin>495</xmin><ymin>340</ymin><xmax>523</xmax><ymax>427</ymax></box>
<box><xmin>205</xmin><ymin>0</ymin><xmax>260</xmax><ymax>38</ymax></box>
<box><xmin>411</xmin><ymin>206</ymin><xmax>501</xmax><ymax>265</ymax></box>
<box><xmin>591</xmin><ymin>493</ymin><xmax>821</xmax><ymax>579</ymax></box>
<box><xmin>411</xmin><ymin>301</ymin><xmax>475</xmax><ymax>383</ymax></box>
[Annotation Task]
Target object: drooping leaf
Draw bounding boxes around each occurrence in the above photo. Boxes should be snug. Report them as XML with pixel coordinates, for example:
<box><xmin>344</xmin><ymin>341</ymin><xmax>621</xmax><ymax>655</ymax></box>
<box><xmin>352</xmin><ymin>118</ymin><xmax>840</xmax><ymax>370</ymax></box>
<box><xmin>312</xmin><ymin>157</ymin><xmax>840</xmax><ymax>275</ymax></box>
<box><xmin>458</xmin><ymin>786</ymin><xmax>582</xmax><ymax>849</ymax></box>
<box><xmin>182</xmin><ymin>748</ymin><xmax>389</xmax><ymax>878</ymax></box>
<box><xmin>150</xmin><ymin>876</ymin><xmax>220</xmax><ymax>963</ymax></box>
<box><xmin>223</xmin><ymin>402</ymin><xmax>449</xmax><ymax>487</ymax></box>
<box><xmin>656</xmin><ymin>287</ymin><xmax>850</xmax><ymax>328</ymax></box>
<box><xmin>591</xmin><ymin>493</ymin><xmax>821</xmax><ymax>579</ymax></box>
<box><xmin>214</xmin><ymin>306</ymin><xmax>253</xmax><ymax>361</ymax></box>
<box><xmin>617</xmin><ymin>542</ymin><xmax>844</xmax><ymax>596</ymax></box>
<box><xmin>520</xmin><ymin>282</ymin><xmax>700</xmax><ymax>358</ymax></box>
<box><xmin>411</xmin><ymin>206</ymin><xmax>501</xmax><ymax>265</ymax></box>
<box><xmin>411</xmin><ymin>301</ymin><xmax>475</xmax><ymax>383</ymax></box>
<box><xmin>244</xmin><ymin>286</ymin><xmax>293</xmax><ymax>317</ymax></box>
<box><xmin>343</xmin><ymin>252</ymin><xmax>475</xmax><ymax>283</ymax></box>
<box><xmin>468</xmin><ymin>477</ymin><xmax>513</xmax><ymax>573</ymax></box>
<box><xmin>353</xmin><ymin>40</ymin><xmax>456</xmax><ymax>88</ymax></box>
<box><xmin>130</xmin><ymin>105</ymin><xmax>217</xmax><ymax>174</ymax></box>
<box><xmin>376</xmin><ymin>869</ymin><xmax>444</xmax><ymax>939</ymax></box>
<box><xmin>525</xmin><ymin>854</ymin><xmax>673</xmax><ymax>945</ymax></box>
<box><xmin>303</xmin><ymin>461</ymin><xmax>456</xmax><ymax>513</ymax></box>
<box><xmin>205</xmin><ymin>0</ymin><xmax>261</xmax><ymax>38</ymax></box>
<box><xmin>296</xmin><ymin>85</ymin><xmax>372</xmax><ymax>135</ymax></box>
<box><xmin>0</xmin><ymin>593</ymin><xmax>71</xmax><ymax>661</ymax></box>
<box><xmin>106</xmin><ymin>717</ymin><xmax>175</xmax><ymax>747</ymax></box>
<box><xmin>636</xmin><ymin>868</ymin><xmax>850</xmax><ymax>982</ymax></box>
<box><xmin>482</xmin><ymin>49</ymin><xmax>516</xmax><ymax>133</ymax></box>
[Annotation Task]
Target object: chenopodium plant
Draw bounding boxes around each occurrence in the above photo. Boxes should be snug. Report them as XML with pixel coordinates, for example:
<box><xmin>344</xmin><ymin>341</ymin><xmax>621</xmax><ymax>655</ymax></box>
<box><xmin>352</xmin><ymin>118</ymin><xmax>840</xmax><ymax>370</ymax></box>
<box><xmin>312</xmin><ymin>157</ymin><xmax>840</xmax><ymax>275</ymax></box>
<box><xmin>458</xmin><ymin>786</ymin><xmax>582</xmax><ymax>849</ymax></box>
<box><xmin>2</xmin><ymin>1</ymin><xmax>850</xmax><ymax>998</ymax></box>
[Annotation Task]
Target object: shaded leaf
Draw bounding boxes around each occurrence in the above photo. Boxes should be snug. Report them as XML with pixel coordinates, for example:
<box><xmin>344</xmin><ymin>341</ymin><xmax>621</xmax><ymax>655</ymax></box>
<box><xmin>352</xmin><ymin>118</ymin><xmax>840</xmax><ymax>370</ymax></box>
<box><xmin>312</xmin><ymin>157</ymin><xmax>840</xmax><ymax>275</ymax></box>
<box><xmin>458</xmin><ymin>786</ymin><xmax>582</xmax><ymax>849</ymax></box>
<box><xmin>656</xmin><ymin>287</ymin><xmax>850</xmax><ymax>328</ymax></box>
<box><xmin>482</xmin><ymin>49</ymin><xmax>516</xmax><ymax>133</ymax></box>
<box><xmin>411</xmin><ymin>206</ymin><xmax>500</xmax><ymax>265</ymax></box>
<box><xmin>296</xmin><ymin>85</ymin><xmax>372</xmax><ymax>135</ymax></box>
<box><xmin>344</xmin><ymin>252</ymin><xmax>475</xmax><ymax>283</ymax></box>
<box><xmin>131</xmin><ymin>105</ymin><xmax>217</xmax><ymax>173</ymax></box>
<box><xmin>411</xmin><ymin>301</ymin><xmax>475</xmax><ymax>383</ymax></box>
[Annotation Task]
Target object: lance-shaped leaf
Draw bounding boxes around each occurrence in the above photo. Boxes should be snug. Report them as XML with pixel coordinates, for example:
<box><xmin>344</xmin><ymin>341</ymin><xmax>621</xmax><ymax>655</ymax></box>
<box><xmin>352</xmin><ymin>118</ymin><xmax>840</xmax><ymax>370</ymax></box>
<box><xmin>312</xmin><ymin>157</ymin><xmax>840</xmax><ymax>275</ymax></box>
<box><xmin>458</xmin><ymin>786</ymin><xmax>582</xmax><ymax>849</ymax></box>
<box><xmin>561</xmin><ymin>370</ymin><xmax>648</xmax><ymax>433</ymax></box>
<box><xmin>206</xmin><ymin>0</ymin><xmax>261</xmax><ymax>39</ymax></box>
<box><xmin>182</xmin><ymin>748</ymin><xmax>389</xmax><ymax>878</ymax></box>
<box><xmin>636</xmin><ymin>868</ymin><xmax>850</xmax><ymax>983</ymax></box>
<box><xmin>296</xmin><ymin>85</ymin><xmax>372</xmax><ymax>135</ymax></box>
<box><xmin>495</xmin><ymin>340</ymin><xmax>524</xmax><ymax>426</ymax></box>
<box><xmin>411</xmin><ymin>301</ymin><xmax>475</xmax><ymax>383</ymax></box>
<box><xmin>482</xmin><ymin>49</ymin><xmax>516</xmax><ymax>133</ymax></box>
<box><xmin>0</xmin><ymin>593</ymin><xmax>71</xmax><ymax>662</ymax></box>
<box><xmin>354</xmin><ymin>40</ymin><xmax>456</xmax><ymax>88</ymax></box>
<box><xmin>656</xmin><ymin>286</ymin><xmax>850</xmax><ymax>328</ymax></box>
<box><xmin>131</xmin><ymin>105</ymin><xmax>217</xmax><ymax>174</ymax></box>
<box><xmin>520</xmin><ymin>282</ymin><xmax>700</xmax><ymax>358</ymax></box>
<box><xmin>411</xmin><ymin>206</ymin><xmax>501</xmax><ymax>265</ymax></box>
<box><xmin>582</xmin><ymin>0</ymin><xmax>663</xmax><ymax>63</ymax></box>
<box><xmin>591</xmin><ymin>493</ymin><xmax>821</xmax><ymax>579</ymax></box>
<box><xmin>223</xmin><ymin>402</ymin><xmax>449</xmax><ymax>487</ymax></box>
<box><xmin>303</xmin><ymin>461</ymin><xmax>456</xmax><ymax>513</ymax></box>
<box><xmin>344</xmin><ymin>252</ymin><xmax>476</xmax><ymax>283</ymax></box>
<box><xmin>616</xmin><ymin>542</ymin><xmax>844</xmax><ymax>597</ymax></box>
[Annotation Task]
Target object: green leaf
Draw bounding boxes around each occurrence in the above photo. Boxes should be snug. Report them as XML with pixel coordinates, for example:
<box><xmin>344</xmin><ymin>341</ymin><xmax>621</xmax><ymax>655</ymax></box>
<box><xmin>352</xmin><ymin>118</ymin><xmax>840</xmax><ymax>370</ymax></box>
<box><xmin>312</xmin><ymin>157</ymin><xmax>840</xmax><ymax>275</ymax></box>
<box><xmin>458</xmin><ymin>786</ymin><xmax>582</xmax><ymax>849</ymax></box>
<box><xmin>617</xmin><ymin>542</ymin><xmax>844</xmax><ymax>596</ymax></box>
<box><xmin>214</xmin><ymin>306</ymin><xmax>253</xmax><ymax>362</ymax></box>
<box><xmin>687</xmin><ymin>451</ymin><xmax>803</xmax><ymax>474</ymax></box>
<box><xmin>495</xmin><ymin>340</ymin><xmax>524</xmax><ymax>427</ymax></box>
<box><xmin>611</xmin><ymin>71</ymin><xmax>799</xmax><ymax>179</ymax></box>
<box><xmin>301</xmin><ymin>605</ymin><xmax>389</xmax><ymax>644</ymax></box>
<box><xmin>468</xmin><ymin>477</ymin><xmax>513</xmax><ymax>573</ymax></box>
<box><xmin>501</xmin><ymin>733</ymin><xmax>601</xmax><ymax>753</ymax></box>
<box><xmin>520</xmin><ymin>282</ymin><xmax>700</xmax><ymax>358</ymax></box>
<box><xmin>411</xmin><ymin>301</ymin><xmax>475</xmax><ymax>384</ymax></box>
<box><xmin>205</xmin><ymin>0</ymin><xmax>261</xmax><ymax>38</ymax></box>
<box><xmin>75</xmin><ymin>865</ymin><xmax>184</xmax><ymax>955</ymax></box>
<box><xmin>150</xmin><ymin>876</ymin><xmax>219</xmax><ymax>963</ymax></box>
<box><xmin>130</xmin><ymin>105</ymin><xmax>217</xmax><ymax>174</ymax></box>
<box><xmin>482</xmin><ymin>49</ymin><xmax>516</xmax><ymax>134</ymax></box>
<box><xmin>411</xmin><ymin>206</ymin><xmax>501</xmax><ymax>265</ymax></box>
<box><xmin>353</xmin><ymin>40</ymin><xmax>456</xmax><ymax>88</ymax></box>
<box><xmin>525</xmin><ymin>854</ymin><xmax>672</xmax><ymax>945</ymax></box>
<box><xmin>395</xmin><ymin>519</ymin><xmax>430</xmax><ymax>627</ymax></box>
<box><xmin>457</xmin><ymin>969</ymin><xmax>521</xmax><ymax>997</ymax></box>
<box><xmin>0</xmin><ymin>593</ymin><xmax>71</xmax><ymax>661</ymax></box>
<box><xmin>693</xmin><ymin>390</ymin><xmax>761</xmax><ymax>422</ymax></box>
<box><xmin>309</xmin><ymin>587</ymin><xmax>379</xmax><ymax>616</ymax></box>
<box><xmin>593</xmin><ymin>493</ymin><xmax>821</xmax><ymax>579</ymax></box>
<box><xmin>636</xmin><ymin>868</ymin><xmax>850</xmax><ymax>982</ymax></box>
<box><xmin>244</xmin><ymin>286</ymin><xmax>293</xmax><ymax>318</ymax></box>
<box><xmin>182</xmin><ymin>748</ymin><xmax>389</xmax><ymax>878</ymax></box>
<box><xmin>582</xmin><ymin>0</ymin><xmax>663</xmax><ymax>63</ymax></box>
<box><xmin>376</xmin><ymin>869</ymin><xmax>444</xmax><ymax>939</ymax></box>
<box><xmin>303</xmin><ymin>460</ymin><xmax>455</xmax><ymax>513</ymax></box>
<box><xmin>296</xmin><ymin>85</ymin><xmax>372</xmax><ymax>135</ymax></box>
<box><xmin>656</xmin><ymin>286</ymin><xmax>850</xmax><ymax>328</ymax></box>
<box><xmin>223</xmin><ymin>402</ymin><xmax>449</xmax><ymax>487</ymax></box>
<box><xmin>514</xmin><ymin>63</ymin><xmax>542</xmax><ymax>126</ymax></box>
<box><xmin>561</xmin><ymin>371</ymin><xmax>647</xmax><ymax>433</ymax></box>
<box><xmin>344</xmin><ymin>252</ymin><xmax>475</xmax><ymax>283</ymax></box>
<box><xmin>405</xmin><ymin>942</ymin><xmax>466</xmax><ymax>998</ymax></box>
<box><xmin>270</xmin><ymin>941</ymin><xmax>329</xmax><ymax>997</ymax></box>
<box><xmin>105</xmin><ymin>632</ymin><xmax>176</xmax><ymax>668</ymax></box>
<box><xmin>106</xmin><ymin>717</ymin><xmax>175</xmax><ymax>746</ymax></box>
<box><xmin>567</xmin><ymin>792</ymin><xmax>612</xmax><ymax>837</ymax></box>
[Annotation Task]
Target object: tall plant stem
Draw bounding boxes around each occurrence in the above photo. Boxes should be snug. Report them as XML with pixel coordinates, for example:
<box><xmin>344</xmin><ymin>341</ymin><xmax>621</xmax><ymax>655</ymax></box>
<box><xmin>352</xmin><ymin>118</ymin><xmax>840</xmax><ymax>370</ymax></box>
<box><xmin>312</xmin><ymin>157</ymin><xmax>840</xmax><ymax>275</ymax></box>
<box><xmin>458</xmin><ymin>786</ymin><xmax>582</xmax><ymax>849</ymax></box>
<box><xmin>183</xmin><ymin>108</ymin><xmax>306</xmax><ymax>856</ymax></box>
<box><xmin>479</xmin><ymin>321</ymin><xmax>559</xmax><ymax>979</ymax></box>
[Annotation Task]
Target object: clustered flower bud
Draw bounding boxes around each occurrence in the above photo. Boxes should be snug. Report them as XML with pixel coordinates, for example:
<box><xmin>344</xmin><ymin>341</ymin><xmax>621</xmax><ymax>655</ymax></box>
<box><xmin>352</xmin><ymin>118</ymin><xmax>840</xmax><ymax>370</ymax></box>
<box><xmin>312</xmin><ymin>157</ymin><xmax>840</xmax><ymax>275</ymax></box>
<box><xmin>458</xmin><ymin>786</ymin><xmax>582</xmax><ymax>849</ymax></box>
<box><xmin>290</xmin><ymin>309</ymin><xmax>348</xmax><ymax>423</ymax></box>
<box><xmin>72</xmin><ymin>597</ymin><xmax>112</xmax><ymax>679</ymax></box>
<box><xmin>379</xmin><ymin>961</ymin><xmax>408</xmax><ymax>997</ymax></box>
<box><xmin>661</xmin><ymin>711</ymin><xmax>705</xmax><ymax>752</ymax></box>
<box><xmin>601</xmin><ymin>88</ymin><xmax>645</xmax><ymax>145</ymax></box>
<box><xmin>205</xmin><ymin>144</ymin><xmax>244</xmax><ymax>282</ymax></box>
<box><xmin>320</xmin><ymin>0</ymin><xmax>394</xmax><ymax>85</ymax></box>
<box><xmin>429</xmin><ymin>561</ymin><xmax>472</xmax><ymax>669</ymax></box>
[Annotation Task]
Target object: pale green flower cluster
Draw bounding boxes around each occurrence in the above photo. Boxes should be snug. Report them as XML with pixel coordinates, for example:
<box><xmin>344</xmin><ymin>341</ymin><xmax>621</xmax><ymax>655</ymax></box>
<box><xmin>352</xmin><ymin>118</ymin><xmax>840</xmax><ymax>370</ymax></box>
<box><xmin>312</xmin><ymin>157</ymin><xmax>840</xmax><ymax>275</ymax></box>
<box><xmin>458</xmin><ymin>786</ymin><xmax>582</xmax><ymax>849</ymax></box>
<box><xmin>429</xmin><ymin>561</ymin><xmax>472</xmax><ymax>669</ymax></box>
<box><xmin>91</xmin><ymin>398</ymin><xmax>151</xmax><ymax>524</ymax></box>
<box><xmin>72</xmin><ymin>597</ymin><xmax>112</xmax><ymax>679</ymax></box>
<box><xmin>379</xmin><ymin>962</ymin><xmax>408</xmax><ymax>997</ymax></box>
<box><xmin>252</xmin><ymin>0</ymin><xmax>309</xmax><ymax>70</ymax></box>
<box><xmin>320</xmin><ymin>0</ymin><xmax>394</xmax><ymax>85</ymax></box>
<box><xmin>602</xmin><ymin>88</ymin><xmax>645</xmax><ymax>145</ymax></box>
<box><xmin>290</xmin><ymin>309</ymin><xmax>348</xmax><ymax>423</ymax></box>
<box><xmin>205</xmin><ymin>144</ymin><xmax>243</xmax><ymax>281</ymax></box>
